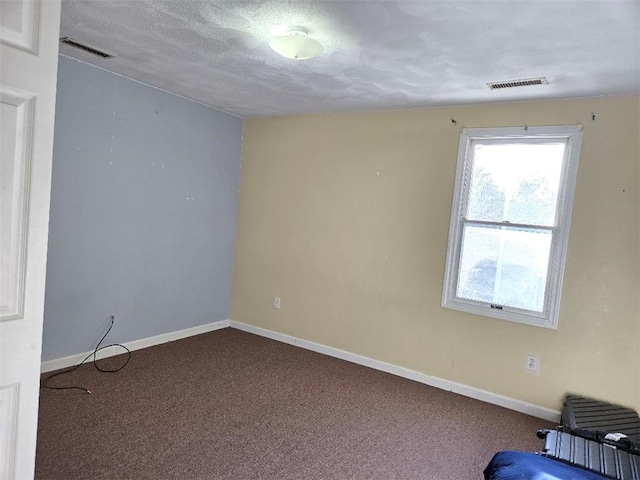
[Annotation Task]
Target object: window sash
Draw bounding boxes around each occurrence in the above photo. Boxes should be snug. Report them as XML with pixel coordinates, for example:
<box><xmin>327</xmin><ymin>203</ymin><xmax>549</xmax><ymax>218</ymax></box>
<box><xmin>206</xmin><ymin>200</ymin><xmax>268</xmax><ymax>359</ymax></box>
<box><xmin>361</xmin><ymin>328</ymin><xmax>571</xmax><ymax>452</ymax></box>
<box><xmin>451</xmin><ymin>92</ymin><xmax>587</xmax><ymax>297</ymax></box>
<box><xmin>453</xmin><ymin>219</ymin><xmax>556</xmax><ymax>317</ymax></box>
<box><xmin>461</xmin><ymin>218</ymin><xmax>557</xmax><ymax>232</ymax></box>
<box><xmin>463</xmin><ymin>139</ymin><xmax>567</xmax><ymax>227</ymax></box>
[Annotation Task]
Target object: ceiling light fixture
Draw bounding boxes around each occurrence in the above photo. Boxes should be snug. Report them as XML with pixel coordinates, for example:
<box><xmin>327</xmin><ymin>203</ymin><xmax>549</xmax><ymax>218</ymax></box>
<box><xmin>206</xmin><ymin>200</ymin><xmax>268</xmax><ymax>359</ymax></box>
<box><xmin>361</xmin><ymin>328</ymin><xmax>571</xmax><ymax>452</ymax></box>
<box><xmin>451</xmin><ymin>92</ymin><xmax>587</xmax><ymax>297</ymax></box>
<box><xmin>269</xmin><ymin>26</ymin><xmax>323</xmax><ymax>60</ymax></box>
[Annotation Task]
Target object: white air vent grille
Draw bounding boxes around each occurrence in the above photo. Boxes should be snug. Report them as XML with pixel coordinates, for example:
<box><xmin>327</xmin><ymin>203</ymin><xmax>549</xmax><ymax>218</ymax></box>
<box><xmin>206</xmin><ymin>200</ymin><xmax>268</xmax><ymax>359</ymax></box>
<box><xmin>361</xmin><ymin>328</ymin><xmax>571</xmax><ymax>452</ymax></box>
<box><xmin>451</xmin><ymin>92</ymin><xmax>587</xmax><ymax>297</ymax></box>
<box><xmin>487</xmin><ymin>77</ymin><xmax>548</xmax><ymax>90</ymax></box>
<box><xmin>60</xmin><ymin>37</ymin><xmax>114</xmax><ymax>59</ymax></box>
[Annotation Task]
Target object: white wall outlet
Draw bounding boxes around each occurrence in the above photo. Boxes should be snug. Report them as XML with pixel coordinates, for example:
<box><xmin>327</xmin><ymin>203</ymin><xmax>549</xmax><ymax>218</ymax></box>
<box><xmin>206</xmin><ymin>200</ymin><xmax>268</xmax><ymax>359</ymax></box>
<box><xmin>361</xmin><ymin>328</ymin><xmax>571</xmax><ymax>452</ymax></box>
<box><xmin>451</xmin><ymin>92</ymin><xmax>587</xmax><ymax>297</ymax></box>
<box><xmin>525</xmin><ymin>354</ymin><xmax>541</xmax><ymax>374</ymax></box>
<box><xmin>273</xmin><ymin>297</ymin><xmax>281</xmax><ymax>309</ymax></box>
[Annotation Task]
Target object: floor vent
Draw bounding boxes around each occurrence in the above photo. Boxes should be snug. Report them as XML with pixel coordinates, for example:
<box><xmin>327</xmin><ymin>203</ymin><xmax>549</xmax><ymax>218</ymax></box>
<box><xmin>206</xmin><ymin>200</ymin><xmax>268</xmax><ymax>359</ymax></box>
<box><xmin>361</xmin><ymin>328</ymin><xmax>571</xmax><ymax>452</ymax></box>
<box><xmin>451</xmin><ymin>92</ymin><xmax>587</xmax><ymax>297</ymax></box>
<box><xmin>487</xmin><ymin>77</ymin><xmax>548</xmax><ymax>90</ymax></box>
<box><xmin>60</xmin><ymin>37</ymin><xmax>114</xmax><ymax>59</ymax></box>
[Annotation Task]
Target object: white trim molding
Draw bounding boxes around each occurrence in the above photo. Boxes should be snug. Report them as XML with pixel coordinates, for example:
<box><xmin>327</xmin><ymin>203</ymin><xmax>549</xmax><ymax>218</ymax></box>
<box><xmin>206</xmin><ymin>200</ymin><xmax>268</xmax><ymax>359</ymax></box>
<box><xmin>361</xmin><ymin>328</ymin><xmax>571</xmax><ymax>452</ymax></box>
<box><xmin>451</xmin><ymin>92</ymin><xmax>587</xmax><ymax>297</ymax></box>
<box><xmin>0</xmin><ymin>383</ymin><xmax>19</xmax><ymax>480</ymax></box>
<box><xmin>0</xmin><ymin>0</ymin><xmax>40</xmax><ymax>54</ymax></box>
<box><xmin>230</xmin><ymin>320</ymin><xmax>560</xmax><ymax>423</ymax></box>
<box><xmin>0</xmin><ymin>87</ymin><xmax>35</xmax><ymax>322</ymax></box>
<box><xmin>41</xmin><ymin>320</ymin><xmax>230</xmax><ymax>373</ymax></box>
<box><xmin>40</xmin><ymin>318</ymin><xmax>560</xmax><ymax>422</ymax></box>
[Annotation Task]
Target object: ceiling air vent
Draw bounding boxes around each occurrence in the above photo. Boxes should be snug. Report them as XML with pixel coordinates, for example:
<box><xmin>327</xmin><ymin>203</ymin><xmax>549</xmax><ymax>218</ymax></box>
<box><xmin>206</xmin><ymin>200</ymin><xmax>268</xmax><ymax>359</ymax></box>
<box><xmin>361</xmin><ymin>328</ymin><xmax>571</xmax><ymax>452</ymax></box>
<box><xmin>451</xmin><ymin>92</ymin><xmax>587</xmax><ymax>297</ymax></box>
<box><xmin>487</xmin><ymin>77</ymin><xmax>548</xmax><ymax>90</ymax></box>
<box><xmin>60</xmin><ymin>37</ymin><xmax>114</xmax><ymax>59</ymax></box>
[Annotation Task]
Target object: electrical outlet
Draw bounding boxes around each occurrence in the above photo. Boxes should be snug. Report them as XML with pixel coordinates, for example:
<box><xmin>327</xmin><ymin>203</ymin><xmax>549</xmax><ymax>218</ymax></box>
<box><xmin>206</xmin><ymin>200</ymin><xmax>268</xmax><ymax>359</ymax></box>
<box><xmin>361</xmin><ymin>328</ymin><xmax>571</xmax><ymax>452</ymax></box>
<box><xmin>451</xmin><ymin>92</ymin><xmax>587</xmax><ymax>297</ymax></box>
<box><xmin>525</xmin><ymin>354</ymin><xmax>541</xmax><ymax>374</ymax></box>
<box><xmin>274</xmin><ymin>297</ymin><xmax>281</xmax><ymax>309</ymax></box>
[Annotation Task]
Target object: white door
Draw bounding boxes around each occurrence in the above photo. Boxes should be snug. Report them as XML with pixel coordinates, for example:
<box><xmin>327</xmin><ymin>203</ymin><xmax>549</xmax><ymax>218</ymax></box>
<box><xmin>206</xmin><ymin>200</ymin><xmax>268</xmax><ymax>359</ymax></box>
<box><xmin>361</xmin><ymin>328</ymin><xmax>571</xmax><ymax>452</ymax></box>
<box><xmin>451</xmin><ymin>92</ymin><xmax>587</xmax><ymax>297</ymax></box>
<box><xmin>0</xmin><ymin>0</ymin><xmax>61</xmax><ymax>478</ymax></box>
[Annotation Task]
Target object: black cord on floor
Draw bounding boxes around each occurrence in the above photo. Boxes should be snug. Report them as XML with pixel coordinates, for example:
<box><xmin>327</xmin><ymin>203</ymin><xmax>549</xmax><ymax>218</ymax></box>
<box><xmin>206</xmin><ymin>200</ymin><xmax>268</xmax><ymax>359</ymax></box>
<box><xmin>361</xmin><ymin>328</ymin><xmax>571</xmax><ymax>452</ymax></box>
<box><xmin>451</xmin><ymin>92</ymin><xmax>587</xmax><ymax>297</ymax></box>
<box><xmin>42</xmin><ymin>315</ymin><xmax>131</xmax><ymax>394</ymax></box>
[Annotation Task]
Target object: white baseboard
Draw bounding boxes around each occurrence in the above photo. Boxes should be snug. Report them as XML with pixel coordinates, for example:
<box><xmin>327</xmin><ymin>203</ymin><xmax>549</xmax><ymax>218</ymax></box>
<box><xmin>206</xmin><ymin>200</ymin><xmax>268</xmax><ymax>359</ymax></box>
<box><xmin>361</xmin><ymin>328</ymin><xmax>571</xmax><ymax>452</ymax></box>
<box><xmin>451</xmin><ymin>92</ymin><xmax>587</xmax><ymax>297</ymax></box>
<box><xmin>41</xmin><ymin>317</ymin><xmax>561</xmax><ymax>422</ymax></box>
<box><xmin>41</xmin><ymin>319</ymin><xmax>230</xmax><ymax>373</ymax></box>
<box><xmin>229</xmin><ymin>320</ymin><xmax>561</xmax><ymax>423</ymax></box>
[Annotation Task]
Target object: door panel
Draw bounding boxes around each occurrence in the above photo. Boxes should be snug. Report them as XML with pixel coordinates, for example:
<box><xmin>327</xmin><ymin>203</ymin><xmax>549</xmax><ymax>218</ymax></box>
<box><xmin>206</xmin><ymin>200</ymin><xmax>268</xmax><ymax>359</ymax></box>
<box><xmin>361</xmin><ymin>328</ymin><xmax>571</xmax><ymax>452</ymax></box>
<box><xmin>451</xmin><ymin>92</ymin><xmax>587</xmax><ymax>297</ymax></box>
<box><xmin>0</xmin><ymin>88</ymin><xmax>33</xmax><ymax>321</ymax></box>
<box><xmin>0</xmin><ymin>0</ymin><xmax>39</xmax><ymax>53</ymax></box>
<box><xmin>0</xmin><ymin>0</ymin><xmax>61</xmax><ymax>478</ymax></box>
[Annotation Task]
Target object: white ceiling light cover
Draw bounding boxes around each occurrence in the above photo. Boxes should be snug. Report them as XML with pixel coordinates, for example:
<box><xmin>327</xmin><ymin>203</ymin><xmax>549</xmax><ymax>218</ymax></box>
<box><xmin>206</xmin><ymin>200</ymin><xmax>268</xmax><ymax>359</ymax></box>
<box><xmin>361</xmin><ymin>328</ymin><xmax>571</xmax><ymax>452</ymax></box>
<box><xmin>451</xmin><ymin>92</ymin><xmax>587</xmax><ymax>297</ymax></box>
<box><xmin>269</xmin><ymin>26</ymin><xmax>323</xmax><ymax>60</ymax></box>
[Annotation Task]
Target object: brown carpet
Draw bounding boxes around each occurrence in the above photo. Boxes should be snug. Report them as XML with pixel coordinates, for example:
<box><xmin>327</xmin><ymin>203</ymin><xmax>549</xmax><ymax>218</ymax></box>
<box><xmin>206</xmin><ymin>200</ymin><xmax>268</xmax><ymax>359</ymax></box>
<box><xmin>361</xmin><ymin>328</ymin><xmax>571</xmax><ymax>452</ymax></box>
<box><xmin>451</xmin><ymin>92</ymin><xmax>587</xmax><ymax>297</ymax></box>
<box><xmin>36</xmin><ymin>328</ymin><xmax>553</xmax><ymax>479</ymax></box>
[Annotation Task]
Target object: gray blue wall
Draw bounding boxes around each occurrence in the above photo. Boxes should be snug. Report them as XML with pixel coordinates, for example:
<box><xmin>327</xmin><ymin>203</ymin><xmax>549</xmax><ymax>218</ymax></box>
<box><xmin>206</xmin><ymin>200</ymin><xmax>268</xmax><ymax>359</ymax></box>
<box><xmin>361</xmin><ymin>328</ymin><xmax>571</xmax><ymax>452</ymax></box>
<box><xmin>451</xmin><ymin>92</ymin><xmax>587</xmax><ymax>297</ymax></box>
<box><xmin>42</xmin><ymin>56</ymin><xmax>243</xmax><ymax>361</ymax></box>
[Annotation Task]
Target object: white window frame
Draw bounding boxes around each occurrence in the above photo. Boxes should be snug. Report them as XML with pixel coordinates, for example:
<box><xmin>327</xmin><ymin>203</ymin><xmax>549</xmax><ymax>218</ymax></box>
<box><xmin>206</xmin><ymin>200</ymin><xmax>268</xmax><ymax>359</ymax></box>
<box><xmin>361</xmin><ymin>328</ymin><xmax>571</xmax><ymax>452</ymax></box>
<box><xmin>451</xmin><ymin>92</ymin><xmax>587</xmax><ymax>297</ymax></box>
<box><xmin>442</xmin><ymin>125</ymin><xmax>583</xmax><ymax>329</ymax></box>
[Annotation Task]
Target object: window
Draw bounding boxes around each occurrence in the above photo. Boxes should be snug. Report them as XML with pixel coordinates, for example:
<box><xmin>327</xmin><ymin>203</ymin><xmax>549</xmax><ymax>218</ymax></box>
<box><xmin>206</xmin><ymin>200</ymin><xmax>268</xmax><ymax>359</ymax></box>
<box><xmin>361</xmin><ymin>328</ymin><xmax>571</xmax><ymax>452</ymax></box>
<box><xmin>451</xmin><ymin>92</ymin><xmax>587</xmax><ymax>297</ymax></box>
<box><xmin>442</xmin><ymin>125</ymin><xmax>583</xmax><ymax>328</ymax></box>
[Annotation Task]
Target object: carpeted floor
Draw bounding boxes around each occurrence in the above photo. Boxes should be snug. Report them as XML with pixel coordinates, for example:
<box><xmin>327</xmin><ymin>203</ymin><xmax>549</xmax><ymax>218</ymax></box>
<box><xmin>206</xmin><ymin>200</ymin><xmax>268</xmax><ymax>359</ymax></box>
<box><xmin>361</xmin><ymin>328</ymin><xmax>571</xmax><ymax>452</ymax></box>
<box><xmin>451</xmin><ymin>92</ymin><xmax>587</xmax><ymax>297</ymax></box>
<box><xmin>36</xmin><ymin>328</ymin><xmax>553</xmax><ymax>479</ymax></box>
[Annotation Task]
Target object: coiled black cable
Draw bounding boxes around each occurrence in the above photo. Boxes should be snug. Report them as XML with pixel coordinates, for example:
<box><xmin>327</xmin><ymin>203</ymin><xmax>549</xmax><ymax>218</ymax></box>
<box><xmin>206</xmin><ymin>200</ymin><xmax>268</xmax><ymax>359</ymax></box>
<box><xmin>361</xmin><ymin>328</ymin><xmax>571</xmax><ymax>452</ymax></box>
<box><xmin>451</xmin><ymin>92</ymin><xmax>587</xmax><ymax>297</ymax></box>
<box><xmin>42</xmin><ymin>315</ymin><xmax>131</xmax><ymax>394</ymax></box>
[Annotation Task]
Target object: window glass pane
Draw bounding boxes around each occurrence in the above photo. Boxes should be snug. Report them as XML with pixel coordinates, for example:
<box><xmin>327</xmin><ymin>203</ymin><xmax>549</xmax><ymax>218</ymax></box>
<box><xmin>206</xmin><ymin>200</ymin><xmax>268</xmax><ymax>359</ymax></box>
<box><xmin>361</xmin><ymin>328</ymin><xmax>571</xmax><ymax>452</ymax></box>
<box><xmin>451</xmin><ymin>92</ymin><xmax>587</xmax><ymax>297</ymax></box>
<box><xmin>456</xmin><ymin>224</ymin><xmax>552</xmax><ymax>312</ymax></box>
<box><xmin>467</xmin><ymin>142</ymin><xmax>565</xmax><ymax>226</ymax></box>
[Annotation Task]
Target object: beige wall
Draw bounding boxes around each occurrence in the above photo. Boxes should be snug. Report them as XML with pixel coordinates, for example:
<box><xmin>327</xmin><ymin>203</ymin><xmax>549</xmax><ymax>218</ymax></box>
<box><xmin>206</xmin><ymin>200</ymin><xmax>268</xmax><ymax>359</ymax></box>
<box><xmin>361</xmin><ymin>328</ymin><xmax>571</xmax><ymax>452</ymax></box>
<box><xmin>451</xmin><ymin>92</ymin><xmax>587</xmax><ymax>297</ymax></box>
<box><xmin>232</xmin><ymin>96</ymin><xmax>640</xmax><ymax>413</ymax></box>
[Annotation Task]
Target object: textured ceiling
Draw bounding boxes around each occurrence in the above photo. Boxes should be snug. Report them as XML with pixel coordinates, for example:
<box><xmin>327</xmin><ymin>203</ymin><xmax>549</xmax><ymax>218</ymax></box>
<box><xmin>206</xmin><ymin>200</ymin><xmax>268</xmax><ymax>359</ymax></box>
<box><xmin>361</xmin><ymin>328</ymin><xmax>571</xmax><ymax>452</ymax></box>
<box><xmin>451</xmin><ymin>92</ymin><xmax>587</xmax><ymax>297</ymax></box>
<box><xmin>59</xmin><ymin>0</ymin><xmax>640</xmax><ymax>118</ymax></box>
